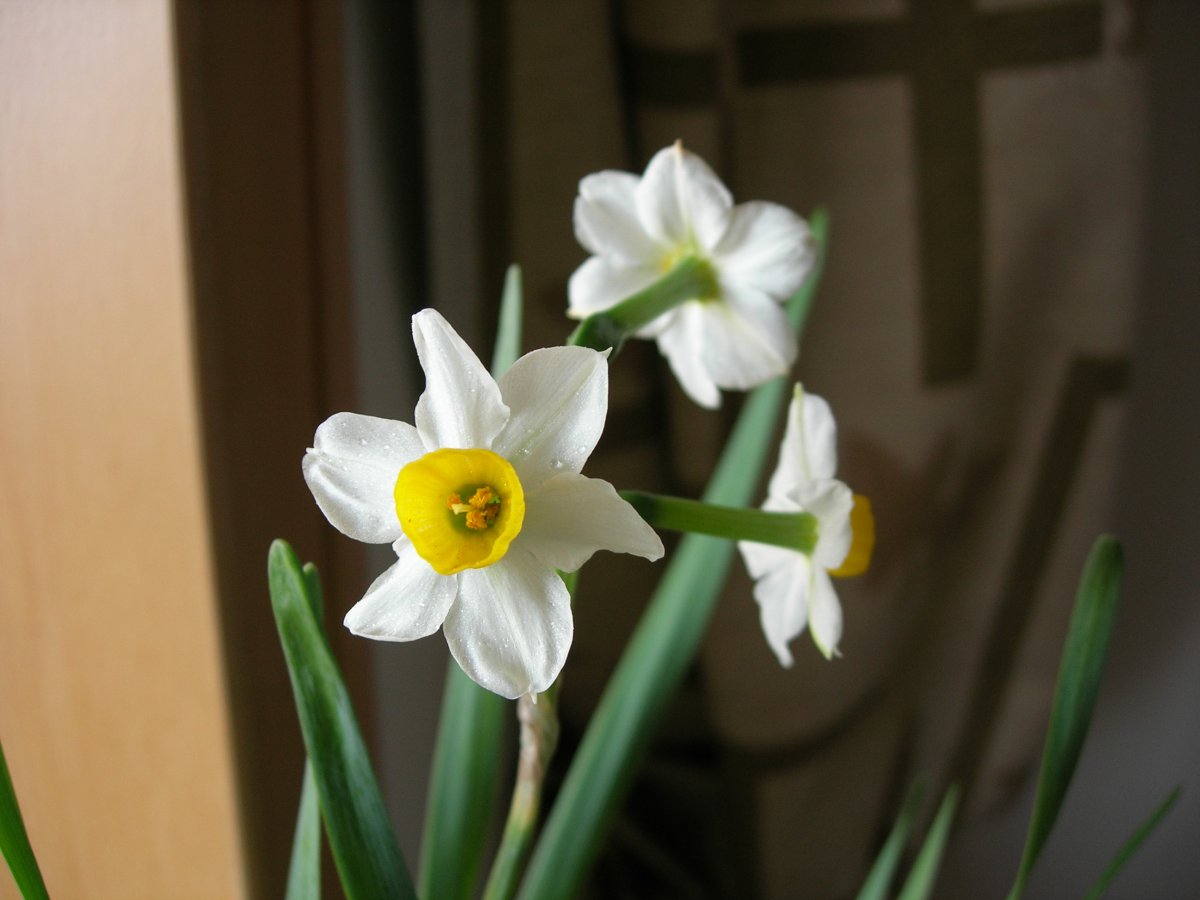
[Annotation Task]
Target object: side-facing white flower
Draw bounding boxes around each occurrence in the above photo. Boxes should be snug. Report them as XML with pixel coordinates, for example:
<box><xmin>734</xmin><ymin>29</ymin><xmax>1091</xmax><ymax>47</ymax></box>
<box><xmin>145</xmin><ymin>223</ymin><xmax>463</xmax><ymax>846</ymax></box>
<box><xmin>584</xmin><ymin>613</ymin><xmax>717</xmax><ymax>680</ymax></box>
<box><xmin>303</xmin><ymin>309</ymin><xmax>664</xmax><ymax>699</ymax></box>
<box><xmin>568</xmin><ymin>141</ymin><xmax>816</xmax><ymax>409</ymax></box>
<box><xmin>738</xmin><ymin>385</ymin><xmax>874</xmax><ymax>665</ymax></box>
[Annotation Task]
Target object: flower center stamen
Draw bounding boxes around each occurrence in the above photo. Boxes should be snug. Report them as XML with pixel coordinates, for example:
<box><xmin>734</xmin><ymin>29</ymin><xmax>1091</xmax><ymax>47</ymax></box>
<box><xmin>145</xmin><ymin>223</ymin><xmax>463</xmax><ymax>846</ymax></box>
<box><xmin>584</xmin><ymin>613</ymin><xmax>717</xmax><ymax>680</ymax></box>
<box><xmin>394</xmin><ymin>448</ymin><xmax>525</xmax><ymax>575</ymax></box>
<box><xmin>447</xmin><ymin>486</ymin><xmax>502</xmax><ymax>530</ymax></box>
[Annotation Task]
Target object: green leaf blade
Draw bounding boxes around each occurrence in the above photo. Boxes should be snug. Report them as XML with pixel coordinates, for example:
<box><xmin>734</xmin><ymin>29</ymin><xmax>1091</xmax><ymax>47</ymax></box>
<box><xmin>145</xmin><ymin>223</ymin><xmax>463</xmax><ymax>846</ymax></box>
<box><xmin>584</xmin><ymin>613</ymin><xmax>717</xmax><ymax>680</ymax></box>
<box><xmin>420</xmin><ymin>664</ymin><xmax>508</xmax><ymax>900</ymax></box>
<box><xmin>517</xmin><ymin>212</ymin><xmax>829</xmax><ymax>900</ymax></box>
<box><xmin>856</xmin><ymin>778</ymin><xmax>927</xmax><ymax>900</ymax></box>
<box><xmin>492</xmin><ymin>263</ymin><xmax>524</xmax><ymax>377</ymax></box>
<box><xmin>268</xmin><ymin>540</ymin><xmax>415</xmax><ymax>900</ymax></box>
<box><xmin>0</xmin><ymin>739</ymin><xmax>50</xmax><ymax>900</ymax></box>
<box><xmin>1084</xmin><ymin>787</ymin><xmax>1181</xmax><ymax>900</ymax></box>
<box><xmin>1008</xmin><ymin>534</ymin><xmax>1124</xmax><ymax>899</ymax></box>
<box><xmin>896</xmin><ymin>786</ymin><xmax>960</xmax><ymax>900</ymax></box>
<box><xmin>285</xmin><ymin>761</ymin><xmax>321</xmax><ymax>900</ymax></box>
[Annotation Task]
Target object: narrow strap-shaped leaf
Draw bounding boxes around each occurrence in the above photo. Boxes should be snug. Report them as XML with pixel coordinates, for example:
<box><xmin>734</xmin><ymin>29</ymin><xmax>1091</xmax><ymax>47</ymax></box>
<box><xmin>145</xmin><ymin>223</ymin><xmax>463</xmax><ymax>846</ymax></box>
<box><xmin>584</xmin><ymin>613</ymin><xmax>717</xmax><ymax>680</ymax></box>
<box><xmin>492</xmin><ymin>263</ymin><xmax>524</xmax><ymax>376</ymax></box>
<box><xmin>896</xmin><ymin>786</ymin><xmax>960</xmax><ymax>900</ymax></box>
<box><xmin>286</xmin><ymin>762</ymin><xmax>321</xmax><ymax>900</ymax></box>
<box><xmin>1083</xmin><ymin>786</ymin><xmax>1181</xmax><ymax>899</ymax></box>
<box><xmin>855</xmin><ymin>778</ymin><xmax>927</xmax><ymax>900</ymax></box>
<box><xmin>1007</xmin><ymin>535</ymin><xmax>1123</xmax><ymax>900</ymax></box>
<box><xmin>0</xmin><ymin>738</ymin><xmax>49</xmax><ymax>900</ymax></box>
<box><xmin>268</xmin><ymin>540</ymin><xmax>415</xmax><ymax>900</ymax></box>
<box><xmin>518</xmin><ymin>211</ymin><xmax>828</xmax><ymax>900</ymax></box>
<box><xmin>420</xmin><ymin>269</ymin><xmax>525</xmax><ymax>899</ymax></box>
<box><xmin>285</xmin><ymin>562</ymin><xmax>326</xmax><ymax>900</ymax></box>
<box><xmin>420</xmin><ymin>665</ymin><xmax>508</xmax><ymax>900</ymax></box>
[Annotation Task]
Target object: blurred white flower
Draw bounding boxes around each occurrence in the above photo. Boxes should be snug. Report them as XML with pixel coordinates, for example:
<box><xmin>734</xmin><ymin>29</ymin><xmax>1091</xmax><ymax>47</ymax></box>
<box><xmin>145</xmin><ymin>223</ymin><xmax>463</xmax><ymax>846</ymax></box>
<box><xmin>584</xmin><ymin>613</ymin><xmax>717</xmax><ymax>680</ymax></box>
<box><xmin>303</xmin><ymin>309</ymin><xmax>663</xmax><ymax>698</ymax></box>
<box><xmin>738</xmin><ymin>385</ymin><xmax>874</xmax><ymax>664</ymax></box>
<box><xmin>568</xmin><ymin>141</ymin><xmax>816</xmax><ymax>408</ymax></box>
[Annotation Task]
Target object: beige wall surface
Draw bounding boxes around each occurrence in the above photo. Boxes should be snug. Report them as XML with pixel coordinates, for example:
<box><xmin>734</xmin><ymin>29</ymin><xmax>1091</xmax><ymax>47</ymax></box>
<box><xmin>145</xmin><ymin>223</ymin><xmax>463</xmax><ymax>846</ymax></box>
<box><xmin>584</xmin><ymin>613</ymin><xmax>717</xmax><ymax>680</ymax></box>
<box><xmin>0</xmin><ymin>2</ymin><xmax>245</xmax><ymax>897</ymax></box>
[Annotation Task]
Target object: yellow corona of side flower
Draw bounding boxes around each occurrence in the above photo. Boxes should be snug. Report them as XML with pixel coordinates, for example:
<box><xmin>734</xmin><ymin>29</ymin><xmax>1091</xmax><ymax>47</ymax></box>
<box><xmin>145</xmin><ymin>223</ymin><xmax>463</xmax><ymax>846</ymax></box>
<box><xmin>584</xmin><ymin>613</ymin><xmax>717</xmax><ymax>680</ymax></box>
<box><xmin>738</xmin><ymin>385</ymin><xmax>875</xmax><ymax>664</ymax></box>
<box><xmin>303</xmin><ymin>309</ymin><xmax>664</xmax><ymax>698</ymax></box>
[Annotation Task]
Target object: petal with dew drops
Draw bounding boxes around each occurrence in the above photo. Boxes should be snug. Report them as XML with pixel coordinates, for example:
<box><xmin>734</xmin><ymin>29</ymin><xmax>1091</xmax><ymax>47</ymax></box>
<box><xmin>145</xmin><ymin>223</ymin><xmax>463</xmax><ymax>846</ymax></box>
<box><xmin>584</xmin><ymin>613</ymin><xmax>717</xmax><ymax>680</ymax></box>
<box><xmin>413</xmin><ymin>309</ymin><xmax>509</xmax><ymax>451</ymax></box>
<box><xmin>493</xmin><ymin>345</ymin><xmax>609</xmax><ymax>491</ymax></box>
<box><xmin>635</xmin><ymin>144</ymin><xmax>733</xmax><ymax>251</ymax></box>
<box><xmin>574</xmin><ymin>171</ymin><xmax>663</xmax><ymax>264</ymax></box>
<box><xmin>303</xmin><ymin>412</ymin><xmax>425</xmax><ymax>544</ymax></box>
<box><xmin>344</xmin><ymin>539</ymin><xmax>459</xmax><ymax>641</ymax></box>
<box><xmin>766</xmin><ymin>385</ymin><xmax>838</xmax><ymax>500</ymax></box>
<box><xmin>713</xmin><ymin>201</ymin><xmax>816</xmax><ymax>300</ymax></box>
<box><xmin>444</xmin><ymin>546</ymin><xmax>573</xmax><ymax>699</ymax></box>
<box><xmin>521</xmin><ymin>473</ymin><xmax>664</xmax><ymax>573</ymax></box>
<box><xmin>808</xmin><ymin>568</ymin><xmax>844</xmax><ymax>660</ymax></box>
<box><xmin>567</xmin><ymin>256</ymin><xmax>661</xmax><ymax>320</ymax></box>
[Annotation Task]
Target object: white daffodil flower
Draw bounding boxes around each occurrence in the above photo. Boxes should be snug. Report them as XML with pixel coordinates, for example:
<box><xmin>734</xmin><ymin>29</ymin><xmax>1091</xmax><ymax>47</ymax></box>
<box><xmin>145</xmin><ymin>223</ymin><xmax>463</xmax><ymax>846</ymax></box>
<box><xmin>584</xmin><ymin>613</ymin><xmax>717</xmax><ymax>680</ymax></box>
<box><xmin>738</xmin><ymin>385</ymin><xmax>874</xmax><ymax>665</ymax></box>
<box><xmin>303</xmin><ymin>309</ymin><xmax>664</xmax><ymax>699</ymax></box>
<box><xmin>568</xmin><ymin>141</ymin><xmax>816</xmax><ymax>409</ymax></box>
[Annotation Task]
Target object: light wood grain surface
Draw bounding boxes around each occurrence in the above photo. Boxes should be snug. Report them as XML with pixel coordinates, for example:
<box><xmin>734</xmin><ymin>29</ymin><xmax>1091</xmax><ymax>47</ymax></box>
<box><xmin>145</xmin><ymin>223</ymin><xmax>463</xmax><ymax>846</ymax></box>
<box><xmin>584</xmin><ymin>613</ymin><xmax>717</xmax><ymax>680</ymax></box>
<box><xmin>0</xmin><ymin>2</ymin><xmax>246</xmax><ymax>896</ymax></box>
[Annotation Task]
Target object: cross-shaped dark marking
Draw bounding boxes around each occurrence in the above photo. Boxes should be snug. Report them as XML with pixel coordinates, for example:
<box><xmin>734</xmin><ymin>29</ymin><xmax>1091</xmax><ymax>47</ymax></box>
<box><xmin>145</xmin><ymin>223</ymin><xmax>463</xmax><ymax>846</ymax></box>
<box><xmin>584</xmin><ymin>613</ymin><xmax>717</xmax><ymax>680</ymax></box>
<box><xmin>627</xmin><ymin>1</ymin><xmax>1103</xmax><ymax>384</ymax></box>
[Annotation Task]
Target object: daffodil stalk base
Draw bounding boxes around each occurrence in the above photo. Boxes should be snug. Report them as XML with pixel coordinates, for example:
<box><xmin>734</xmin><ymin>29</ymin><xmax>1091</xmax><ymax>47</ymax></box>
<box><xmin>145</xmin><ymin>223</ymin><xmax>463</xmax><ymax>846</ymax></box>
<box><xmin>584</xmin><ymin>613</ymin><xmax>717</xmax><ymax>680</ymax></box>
<box><xmin>622</xmin><ymin>490</ymin><xmax>819</xmax><ymax>555</ymax></box>
<box><xmin>481</xmin><ymin>688</ymin><xmax>560</xmax><ymax>900</ymax></box>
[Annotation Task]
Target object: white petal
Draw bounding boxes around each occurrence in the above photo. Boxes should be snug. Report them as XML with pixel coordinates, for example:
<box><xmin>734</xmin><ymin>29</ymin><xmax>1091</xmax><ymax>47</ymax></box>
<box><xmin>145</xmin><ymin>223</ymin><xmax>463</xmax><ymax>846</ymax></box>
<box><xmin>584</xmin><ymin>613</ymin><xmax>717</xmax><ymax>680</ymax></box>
<box><xmin>343</xmin><ymin>539</ymin><xmax>458</xmax><ymax>640</ymax></box>
<box><xmin>738</xmin><ymin>537</ymin><xmax>797</xmax><ymax>581</ymax></box>
<box><xmin>713</xmin><ymin>201</ymin><xmax>816</xmax><ymax>299</ymax></box>
<box><xmin>574</xmin><ymin>171</ymin><xmax>663</xmax><ymax>264</ymax></box>
<box><xmin>520</xmin><ymin>473</ymin><xmax>664</xmax><ymax>572</ymax></box>
<box><xmin>412</xmin><ymin>309</ymin><xmax>508</xmax><ymax>450</ymax></box>
<box><xmin>444</xmin><ymin>547</ymin><xmax>572</xmax><ymax>698</ymax></box>
<box><xmin>791</xmin><ymin>479</ymin><xmax>855</xmax><ymax>570</ymax></box>
<box><xmin>493</xmin><ymin>346</ymin><xmax>609</xmax><ymax>490</ymax></box>
<box><xmin>767</xmin><ymin>386</ymin><xmax>838</xmax><ymax>499</ymax></box>
<box><xmin>749</xmin><ymin>550</ymin><xmax>813</xmax><ymax>668</ymax></box>
<box><xmin>808</xmin><ymin>568</ymin><xmax>844</xmax><ymax>659</ymax></box>
<box><xmin>303</xmin><ymin>412</ymin><xmax>424</xmax><ymax>543</ymax></box>
<box><xmin>655</xmin><ymin>304</ymin><xmax>721</xmax><ymax>408</ymax></box>
<box><xmin>710</xmin><ymin>284</ymin><xmax>797</xmax><ymax>388</ymax></box>
<box><xmin>635</xmin><ymin>144</ymin><xmax>733</xmax><ymax>250</ymax></box>
<box><xmin>567</xmin><ymin>256</ymin><xmax>661</xmax><ymax>320</ymax></box>
<box><xmin>661</xmin><ymin>286</ymin><xmax>794</xmax><ymax>404</ymax></box>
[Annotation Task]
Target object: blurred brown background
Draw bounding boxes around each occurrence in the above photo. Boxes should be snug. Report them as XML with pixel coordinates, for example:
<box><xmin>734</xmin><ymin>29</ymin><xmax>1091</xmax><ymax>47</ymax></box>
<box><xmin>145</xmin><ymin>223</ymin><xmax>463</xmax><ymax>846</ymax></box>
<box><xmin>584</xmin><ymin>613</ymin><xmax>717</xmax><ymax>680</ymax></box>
<box><xmin>1</xmin><ymin>1</ymin><xmax>1197</xmax><ymax>898</ymax></box>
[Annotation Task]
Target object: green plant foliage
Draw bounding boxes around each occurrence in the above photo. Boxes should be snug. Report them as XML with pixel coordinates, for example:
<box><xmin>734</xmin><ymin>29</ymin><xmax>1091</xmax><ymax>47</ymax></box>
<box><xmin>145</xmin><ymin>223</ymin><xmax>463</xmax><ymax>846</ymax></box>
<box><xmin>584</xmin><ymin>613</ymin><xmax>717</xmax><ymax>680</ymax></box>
<box><xmin>856</xmin><ymin>779</ymin><xmax>927</xmax><ymax>900</ymax></box>
<box><xmin>1084</xmin><ymin>787</ymin><xmax>1181</xmax><ymax>899</ymax></box>
<box><xmin>1008</xmin><ymin>535</ymin><xmax>1123</xmax><ymax>899</ymax></box>
<box><xmin>268</xmin><ymin>540</ymin><xmax>414</xmax><ymax>900</ymax></box>
<box><xmin>517</xmin><ymin>211</ymin><xmax>829</xmax><ymax>900</ymax></box>
<box><xmin>0</xmin><ymin>738</ymin><xmax>49</xmax><ymax>900</ymax></box>
<box><xmin>896</xmin><ymin>787</ymin><xmax>960</xmax><ymax>900</ymax></box>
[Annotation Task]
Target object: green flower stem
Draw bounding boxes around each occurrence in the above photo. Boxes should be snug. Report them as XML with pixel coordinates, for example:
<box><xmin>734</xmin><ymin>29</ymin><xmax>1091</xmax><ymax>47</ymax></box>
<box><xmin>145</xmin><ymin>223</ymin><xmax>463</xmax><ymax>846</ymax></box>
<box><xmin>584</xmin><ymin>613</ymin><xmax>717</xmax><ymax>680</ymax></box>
<box><xmin>567</xmin><ymin>254</ymin><xmax>718</xmax><ymax>353</ymax></box>
<box><xmin>622</xmin><ymin>490</ymin><xmax>818</xmax><ymax>555</ymax></box>
<box><xmin>481</xmin><ymin>688</ymin><xmax>561</xmax><ymax>900</ymax></box>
